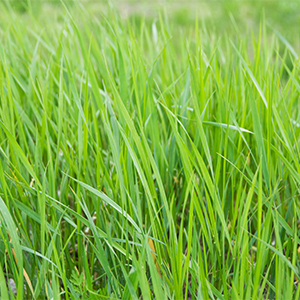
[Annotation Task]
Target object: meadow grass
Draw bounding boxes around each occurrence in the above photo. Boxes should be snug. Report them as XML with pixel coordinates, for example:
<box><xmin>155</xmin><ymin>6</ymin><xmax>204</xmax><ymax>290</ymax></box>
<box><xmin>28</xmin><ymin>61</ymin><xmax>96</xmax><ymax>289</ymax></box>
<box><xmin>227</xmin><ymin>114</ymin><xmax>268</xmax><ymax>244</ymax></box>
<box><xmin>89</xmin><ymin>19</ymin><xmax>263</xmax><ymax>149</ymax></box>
<box><xmin>1</xmin><ymin>1</ymin><xmax>300</xmax><ymax>299</ymax></box>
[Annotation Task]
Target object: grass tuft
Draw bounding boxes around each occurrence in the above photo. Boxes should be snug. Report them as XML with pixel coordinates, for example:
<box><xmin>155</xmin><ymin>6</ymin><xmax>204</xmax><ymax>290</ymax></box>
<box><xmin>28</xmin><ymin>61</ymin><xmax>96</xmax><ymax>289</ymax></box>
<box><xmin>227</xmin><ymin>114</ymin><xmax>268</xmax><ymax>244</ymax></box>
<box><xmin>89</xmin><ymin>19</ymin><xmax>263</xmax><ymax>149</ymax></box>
<box><xmin>0</xmin><ymin>1</ymin><xmax>300</xmax><ymax>299</ymax></box>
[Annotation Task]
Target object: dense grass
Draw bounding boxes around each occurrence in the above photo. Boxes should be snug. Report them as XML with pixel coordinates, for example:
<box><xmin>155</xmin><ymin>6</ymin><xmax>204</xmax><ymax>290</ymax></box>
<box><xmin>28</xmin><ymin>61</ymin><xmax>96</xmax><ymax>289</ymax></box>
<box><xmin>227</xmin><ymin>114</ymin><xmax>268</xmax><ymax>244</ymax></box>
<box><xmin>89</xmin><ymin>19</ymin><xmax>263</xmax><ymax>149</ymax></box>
<box><xmin>1</xmin><ymin>1</ymin><xmax>300</xmax><ymax>299</ymax></box>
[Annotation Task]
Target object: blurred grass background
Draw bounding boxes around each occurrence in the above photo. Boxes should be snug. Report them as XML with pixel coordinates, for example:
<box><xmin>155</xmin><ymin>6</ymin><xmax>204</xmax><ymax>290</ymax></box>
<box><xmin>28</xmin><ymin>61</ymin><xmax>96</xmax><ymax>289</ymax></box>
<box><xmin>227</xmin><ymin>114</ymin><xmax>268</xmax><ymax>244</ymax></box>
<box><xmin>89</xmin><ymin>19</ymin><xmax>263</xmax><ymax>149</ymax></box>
<box><xmin>3</xmin><ymin>0</ymin><xmax>299</xmax><ymax>76</ymax></box>
<box><xmin>5</xmin><ymin>0</ymin><xmax>300</xmax><ymax>46</ymax></box>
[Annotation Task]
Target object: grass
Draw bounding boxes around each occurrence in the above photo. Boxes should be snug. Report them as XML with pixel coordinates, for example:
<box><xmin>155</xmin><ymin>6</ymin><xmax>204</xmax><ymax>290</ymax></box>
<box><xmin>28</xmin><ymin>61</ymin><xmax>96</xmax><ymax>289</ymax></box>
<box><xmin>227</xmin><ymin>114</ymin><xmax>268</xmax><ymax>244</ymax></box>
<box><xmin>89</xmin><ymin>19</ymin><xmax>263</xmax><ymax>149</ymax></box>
<box><xmin>1</xmin><ymin>0</ymin><xmax>300</xmax><ymax>299</ymax></box>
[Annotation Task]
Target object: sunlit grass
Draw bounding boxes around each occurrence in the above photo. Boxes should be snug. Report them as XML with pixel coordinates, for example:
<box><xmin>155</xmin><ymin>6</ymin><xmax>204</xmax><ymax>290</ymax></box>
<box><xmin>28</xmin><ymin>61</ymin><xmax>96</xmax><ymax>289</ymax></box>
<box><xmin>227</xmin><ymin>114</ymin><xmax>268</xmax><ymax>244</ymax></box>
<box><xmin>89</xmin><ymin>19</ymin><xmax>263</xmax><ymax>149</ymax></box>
<box><xmin>1</xmin><ymin>1</ymin><xmax>300</xmax><ymax>299</ymax></box>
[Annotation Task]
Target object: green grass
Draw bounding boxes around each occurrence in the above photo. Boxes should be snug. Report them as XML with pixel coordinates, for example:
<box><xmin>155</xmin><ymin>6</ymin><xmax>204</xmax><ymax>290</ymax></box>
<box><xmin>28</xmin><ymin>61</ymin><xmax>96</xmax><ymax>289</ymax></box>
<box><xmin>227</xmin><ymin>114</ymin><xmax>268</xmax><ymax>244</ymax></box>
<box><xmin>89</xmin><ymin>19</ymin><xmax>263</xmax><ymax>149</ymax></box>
<box><xmin>1</xmin><ymin>1</ymin><xmax>300</xmax><ymax>299</ymax></box>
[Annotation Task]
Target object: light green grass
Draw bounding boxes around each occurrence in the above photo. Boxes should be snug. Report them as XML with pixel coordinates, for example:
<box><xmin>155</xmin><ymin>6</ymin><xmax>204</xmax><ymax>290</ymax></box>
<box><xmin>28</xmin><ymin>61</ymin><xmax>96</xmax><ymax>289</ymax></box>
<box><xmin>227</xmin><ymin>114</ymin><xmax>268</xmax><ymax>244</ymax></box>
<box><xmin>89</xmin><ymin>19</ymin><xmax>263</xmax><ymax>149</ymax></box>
<box><xmin>1</xmin><ymin>1</ymin><xmax>300</xmax><ymax>299</ymax></box>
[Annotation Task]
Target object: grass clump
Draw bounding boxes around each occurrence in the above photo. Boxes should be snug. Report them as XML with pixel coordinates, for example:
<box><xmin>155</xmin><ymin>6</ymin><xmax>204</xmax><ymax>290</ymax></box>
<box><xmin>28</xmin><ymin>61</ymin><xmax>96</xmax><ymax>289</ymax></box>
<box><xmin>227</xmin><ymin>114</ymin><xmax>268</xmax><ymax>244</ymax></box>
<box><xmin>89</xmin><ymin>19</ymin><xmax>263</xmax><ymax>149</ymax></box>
<box><xmin>0</xmin><ymin>1</ymin><xmax>300</xmax><ymax>299</ymax></box>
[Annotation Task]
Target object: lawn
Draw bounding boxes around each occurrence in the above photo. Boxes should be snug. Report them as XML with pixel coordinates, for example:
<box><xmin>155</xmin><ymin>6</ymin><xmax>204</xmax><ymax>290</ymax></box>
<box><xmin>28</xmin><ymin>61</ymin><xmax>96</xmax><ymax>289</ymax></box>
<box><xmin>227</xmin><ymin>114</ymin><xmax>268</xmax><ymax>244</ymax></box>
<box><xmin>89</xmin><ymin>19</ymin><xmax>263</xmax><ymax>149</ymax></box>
<box><xmin>1</xmin><ymin>0</ymin><xmax>300</xmax><ymax>299</ymax></box>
